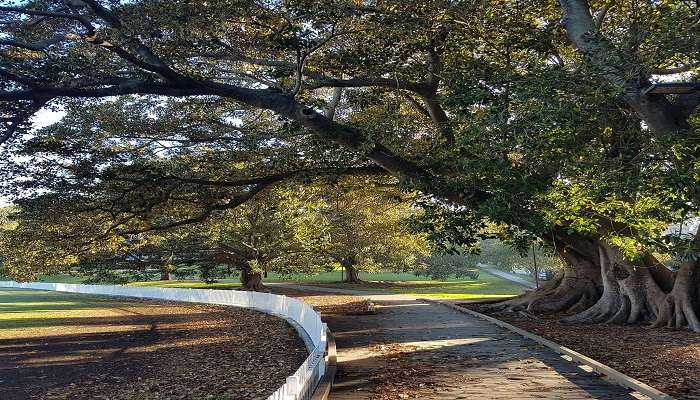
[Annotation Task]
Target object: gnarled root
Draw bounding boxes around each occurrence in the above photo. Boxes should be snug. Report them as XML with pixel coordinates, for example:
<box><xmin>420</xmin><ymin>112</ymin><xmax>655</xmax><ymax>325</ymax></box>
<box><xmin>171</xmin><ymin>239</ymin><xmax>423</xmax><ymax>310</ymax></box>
<box><xmin>652</xmin><ymin>263</ymin><xmax>700</xmax><ymax>332</ymax></box>
<box><xmin>529</xmin><ymin>277</ymin><xmax>600</xmax><ymax>314</ymax></box>
<box><xmin>482</xmin><ymin>231</ymin><xmax>700</xmax><ymax>332</ymax></box>
<box><xmin>566</xmin><ymin>245</ymin><xmax>667</xmax><ymax>325</ymax></box>
<box><xmin>483</xmin><ymin>269</ymin><xmax>600</xmax><ymax>317</ymax></box>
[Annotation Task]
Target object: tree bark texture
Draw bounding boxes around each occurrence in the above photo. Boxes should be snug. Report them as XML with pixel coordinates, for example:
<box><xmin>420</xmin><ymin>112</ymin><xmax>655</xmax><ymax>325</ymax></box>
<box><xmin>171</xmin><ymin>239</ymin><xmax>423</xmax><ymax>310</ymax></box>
<box><xmin>240</xmin><ymin>267</ymin><xmax>266</xmax><ymax>292</ymax></box>
<box><xmin>485</xmin><ymin>232</ymin><xmax>700</xmax><ymax>332</ymax></box>
<box><xmin>342</xmin><ymin>260</ymin><xmax>362</xmax><ymax>283</ymax></box>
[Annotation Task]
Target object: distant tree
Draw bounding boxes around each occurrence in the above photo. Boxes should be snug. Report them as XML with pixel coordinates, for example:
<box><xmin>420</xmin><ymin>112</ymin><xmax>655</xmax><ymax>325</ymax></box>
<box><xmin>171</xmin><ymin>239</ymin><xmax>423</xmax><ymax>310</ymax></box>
<box><xmin>0</xmin><ymin>186</ymin><xmax>332</xmax><ymax>290</ymax></box>
<box><xmin>209</xmin><ymin>187</ymin><xmax>331</xmax><ymax>290</ymax></box>
<box><xmin>306</xmin><ymin>178</ymin><xmax>430</xmax><ymax>283</ymax></box>
<box><xmin>419</xmin><ymin>253</ymin><xmax>472</xmax><ymax>281</ymax></box>
<box><xmin>477</xmin><ymin>239</ymin><xmax>563</xmax><ymax>280</ymax></box>
<box><xmin>0</xmin><ymin>180</ymin><xmax>430</xmax><ymax>289</ymax></box>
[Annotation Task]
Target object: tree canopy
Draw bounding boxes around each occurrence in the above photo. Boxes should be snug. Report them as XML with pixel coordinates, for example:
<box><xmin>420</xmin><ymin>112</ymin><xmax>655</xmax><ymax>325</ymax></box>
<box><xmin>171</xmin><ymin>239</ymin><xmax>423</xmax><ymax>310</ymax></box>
<box><xmin>0</xmin><ymin>0</ymin><xmax>699</xmax><ymax>329</ymax></box>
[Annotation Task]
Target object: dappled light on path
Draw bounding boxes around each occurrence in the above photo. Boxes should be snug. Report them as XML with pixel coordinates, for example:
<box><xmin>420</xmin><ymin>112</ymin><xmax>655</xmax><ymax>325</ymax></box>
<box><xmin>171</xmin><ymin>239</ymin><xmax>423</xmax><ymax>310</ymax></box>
<box><xmin>313</xmin><ymin>294</ymin><xmax>650</xmax><ymax>399</ymax></box>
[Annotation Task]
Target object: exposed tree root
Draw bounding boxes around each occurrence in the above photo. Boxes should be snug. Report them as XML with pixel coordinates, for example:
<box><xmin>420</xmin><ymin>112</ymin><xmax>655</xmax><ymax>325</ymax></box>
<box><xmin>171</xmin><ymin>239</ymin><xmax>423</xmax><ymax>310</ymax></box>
<box><xmin>564</xmin><ymin>245</ymin><xmax>664</xmax><ymax>325</ymax></box>
<box><xmin>652</xmin><ymin>264</ymin><xmax>700</xmax><ymax>332</ymax></box>
<box><xmin>484</xmin><ymin>275</ymin><xmax>600</xmax><ymax>318</ymax></box>
<box><xmin>484</xmin><ymin>233</ymin><xmax>700</xmax><ymax>332</ymax></box>
<box><xmin>484</xmin><ymin>240</ymin><xmax>602</xmax><ymax>317</ymax></box>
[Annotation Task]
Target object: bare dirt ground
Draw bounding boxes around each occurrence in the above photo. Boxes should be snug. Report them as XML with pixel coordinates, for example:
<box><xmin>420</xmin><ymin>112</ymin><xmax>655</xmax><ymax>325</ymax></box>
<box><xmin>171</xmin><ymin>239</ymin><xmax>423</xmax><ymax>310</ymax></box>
<box><xmin>0</xmin><ymin>290</ymin><xmax>308</xmax><ymax>400</ymax></box>
<box><xmin>467</xmin><ymin>304</ymin><xmax>700</xmax><ymax>399</ymax></box>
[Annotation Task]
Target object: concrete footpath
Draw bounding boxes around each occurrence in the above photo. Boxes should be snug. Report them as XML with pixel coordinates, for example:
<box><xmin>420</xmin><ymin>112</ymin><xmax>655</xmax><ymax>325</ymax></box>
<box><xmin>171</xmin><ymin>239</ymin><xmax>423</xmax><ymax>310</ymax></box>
<box><xmin>283</xmin><ymin>285</ymin><xmax>648</xmax><ymax>400</ymax></box>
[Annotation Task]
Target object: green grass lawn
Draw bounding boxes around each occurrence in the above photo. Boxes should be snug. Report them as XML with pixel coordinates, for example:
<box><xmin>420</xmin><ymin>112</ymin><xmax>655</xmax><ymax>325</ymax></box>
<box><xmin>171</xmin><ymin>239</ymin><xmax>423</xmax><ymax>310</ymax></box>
<box><xmin>0</xmin><ymin>288</ymin><xmax>122</xmax><ymax>333</ymax></box>
<box><xmin>37</xmin><ymin>274</ymin><xmax>90</xmax><ymax>283</ymax></box>
<box><xmin>31</xmin><ymin>268</ymin><xmax>526</xmax><ymax>300</ymax></box>
<box><xmin>303</xmin><ymin>271</ymin><xmax>524</xmax><ymax>300</ymax></box>
<box><xmin>129</xmin><ymin>269</ymin><xmax>525</xmax><ymax>300</ymax></box>
<box><xmin>129</xmin><ymin>280</ymin><xmax>242</xmax><ymax>289</ymax></box>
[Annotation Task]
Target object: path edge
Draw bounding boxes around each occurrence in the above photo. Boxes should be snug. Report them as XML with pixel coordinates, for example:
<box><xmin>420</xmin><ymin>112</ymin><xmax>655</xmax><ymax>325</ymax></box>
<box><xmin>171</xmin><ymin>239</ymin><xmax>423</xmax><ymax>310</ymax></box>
<box><xmin>422</xmin><ymin>298</ymin><xmax>675</xmax><ymax>400</ymax></box>
<box><xmin>311</xmin><ymin>329</ymin><xmax>337</xmax><ymax>400</ymax></box>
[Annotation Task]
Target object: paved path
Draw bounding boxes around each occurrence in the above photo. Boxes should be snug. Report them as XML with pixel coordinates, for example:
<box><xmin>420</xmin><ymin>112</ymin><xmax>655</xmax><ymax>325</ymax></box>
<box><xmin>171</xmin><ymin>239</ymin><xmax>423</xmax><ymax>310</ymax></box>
<box><xmin>477</xmin><ymin>264</ymin><xmax>537</xmax><ymax>289</ymax></box>
<box><xmin>283</xmin><ymin>285</ymin><xmax>648</xmax><ymax>400</ymax></box>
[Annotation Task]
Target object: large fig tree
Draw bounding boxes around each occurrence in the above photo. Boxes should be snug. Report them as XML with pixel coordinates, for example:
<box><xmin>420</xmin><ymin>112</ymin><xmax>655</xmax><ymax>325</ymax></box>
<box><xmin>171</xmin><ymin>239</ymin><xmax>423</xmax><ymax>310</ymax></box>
<box><xmin>1</xmin><ymin>0</ymin><xmax>699</xmax><ymax>329</ymax></box>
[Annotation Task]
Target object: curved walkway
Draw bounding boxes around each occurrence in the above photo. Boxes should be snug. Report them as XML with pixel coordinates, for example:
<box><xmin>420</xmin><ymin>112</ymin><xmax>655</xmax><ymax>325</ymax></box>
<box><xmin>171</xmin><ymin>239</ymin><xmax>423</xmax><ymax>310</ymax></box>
<box><xmin>280</xmin><ymin>285</ymin><xmax>650</xmax><ymax>400</ymax></box>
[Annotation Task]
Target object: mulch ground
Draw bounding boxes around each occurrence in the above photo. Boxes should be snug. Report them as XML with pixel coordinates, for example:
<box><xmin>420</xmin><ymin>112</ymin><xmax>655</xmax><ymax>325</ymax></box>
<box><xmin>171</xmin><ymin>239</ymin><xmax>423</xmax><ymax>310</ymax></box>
<box><xmin>0</xmin><ymin>296</ymin><xmax>308</xmax><ymax>400</ymax></box>
<box><xmin>269</xmin><ymin>287</ymin><xmax>373</xmax><ymax>315</ymax></box>
<box><xmin>465</xmin><ymin>304</ymin><xmax>700</xmax><ymax>400</ymax></box>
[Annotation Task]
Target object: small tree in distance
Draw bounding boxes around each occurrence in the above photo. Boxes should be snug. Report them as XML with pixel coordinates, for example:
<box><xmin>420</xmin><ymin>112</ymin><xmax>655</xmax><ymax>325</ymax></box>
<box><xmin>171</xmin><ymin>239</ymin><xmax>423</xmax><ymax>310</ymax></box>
<box><xmin>307</xmin><ymin>177</ymin><xmax>430</xmax><ymax>283</ymax></box>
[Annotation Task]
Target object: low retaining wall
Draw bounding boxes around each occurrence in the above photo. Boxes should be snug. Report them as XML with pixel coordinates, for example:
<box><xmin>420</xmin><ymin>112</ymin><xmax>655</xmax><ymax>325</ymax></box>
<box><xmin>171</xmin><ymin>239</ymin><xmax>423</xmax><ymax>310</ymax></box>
<box><xmin>0</xmin><ymin>281</ymin><xmax>329</xmax><ymax>400</ymax></box>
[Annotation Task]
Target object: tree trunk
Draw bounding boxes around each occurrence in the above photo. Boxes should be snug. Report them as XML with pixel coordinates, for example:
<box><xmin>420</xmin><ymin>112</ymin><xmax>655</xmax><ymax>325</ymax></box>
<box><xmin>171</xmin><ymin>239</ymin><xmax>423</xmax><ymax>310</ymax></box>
<box><xmin>563</xmin><ymin>243</ymin><xmax>665</xmax><ymax>325</ymax></box>
<box><xmin>240</xmin><ymin>266</ymin><xmax>265</xmax><ymax>292</ymax></box>
<box><xmin>652</xmin><ymin>262</ymin><xmax>700</xmax><ymax>331</ymax></box>
<box><xmin>486</xmin><ymin>232</ymin><xmax>602</xmax><ymax>315</ymax></box>
<box><xmin>342</xmin><ymin>261</ymin><xmax>362</xmax><ymax>283</ymax></box>
<box><xmin>484</xmin><ymin>231</ymin><xmax>700</xmax><ymax>332</ymax></box>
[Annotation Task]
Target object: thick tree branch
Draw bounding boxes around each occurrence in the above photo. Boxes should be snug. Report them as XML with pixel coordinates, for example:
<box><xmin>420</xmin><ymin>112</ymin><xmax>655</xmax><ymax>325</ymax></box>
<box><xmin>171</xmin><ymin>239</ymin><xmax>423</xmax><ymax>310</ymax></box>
<box><xmin>324</xmin><ymin>87</ymin><xmax>343</xmax><ymax>119</ymax></box>
<box><xmin>651</xmin><ymin>65</ymin><xmax>695</xmax><ymax>75</ymax></box>
<box><xmin>81</xmin><ymin>0</ymin><xmax>123</xmax><ymax>28</ymax></box>
<box><xmin>308</xmin><ymin>75</ymin><xmax>431</xmax><ymax>94</ymax></box>
<box><xmin>0</xmin><ymin>98</ymin><xmax>49</xmax><ymax>146</ymax></box>
<box><xmin>399</xmin><ymin>92</ymin><xmax>431</xmax><ymax>118</ymax></box>
<box><xmin>0</xmin><ymin>6</ymin><xmax>83</xmax><ymax>20</ymax></box>
<box><xmin>675</xmin><ymin>92</ymin><xmax>700</xmax><ymax>119</ymax></box>
<box><xmin>110</xmin><ymin>166</ymin><xmax>385</xmax><ymax>188</ymax></box>
<box><xmin>119</xmin><ymin>183</ymin><xmax>269</xmax><ymax>235</ymax></box>
<box><xmin>422</xmin><ymin>95</ymin><xmax>454</xmax><ymax>143</ymax></box>
<box><xmin>559</xmin><ymin>0</ymin><xmax>692</xmax><ymax>135</ymax></box>
<box><xmin>420</xmin><ymin>27</ymin><xmax>454</xmax><ymax>143</ymax></box>
<box><xmin>1</xmin><ymin>22</ymin><xmax>484</xmax><ymax>205</ymax></box>
<box><xmin>0</xmin><ymin>80</ymin><xmax>212</xmax><ymax>100</ymax></box>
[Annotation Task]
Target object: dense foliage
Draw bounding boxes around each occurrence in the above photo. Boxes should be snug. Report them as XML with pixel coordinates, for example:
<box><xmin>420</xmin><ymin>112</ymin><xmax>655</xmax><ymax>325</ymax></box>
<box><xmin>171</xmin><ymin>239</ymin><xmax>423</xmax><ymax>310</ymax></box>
<box><xmin>0</xmin><ymin>0</ymin><xmax>698</xmax><ymax>328</ymax></box>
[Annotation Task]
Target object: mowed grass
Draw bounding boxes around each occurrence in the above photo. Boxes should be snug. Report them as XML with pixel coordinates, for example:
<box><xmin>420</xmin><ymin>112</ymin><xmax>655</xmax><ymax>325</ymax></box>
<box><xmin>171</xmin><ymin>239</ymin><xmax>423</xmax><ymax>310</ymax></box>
<box><xmin>130</xmin><ymin>271</ymin><xmax>441</xmax><ymax>284</ymax></box>
<box><xmin>32</xmin><ymin>269</ymin><xmax>526</xmax><ymax>300</ymax></box>
<box><xmin>129</xmin><ymin>280</ymin><xmax>242</xmax><ymax>289</ymax></box>
<box><xmin>0</xmin><ymin>288</ymin><xmax>128</xmax><ymax>335</ymax></box>
<box><xmin>304</xmin><ymin>271</ymin><xmax>524</xmax><ymax>300</ymax></box>
<box><xmin>129</xmin><ymin>270</ymin><xmax>525</xmax><ymax>300</ymax></box>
